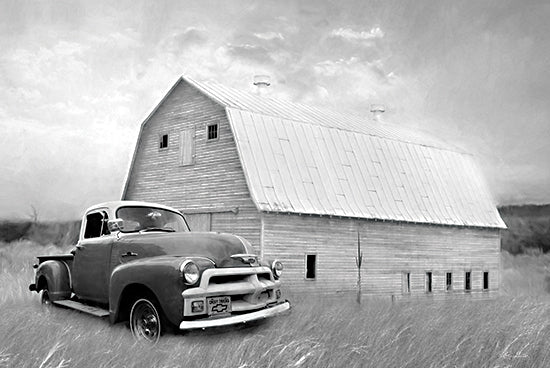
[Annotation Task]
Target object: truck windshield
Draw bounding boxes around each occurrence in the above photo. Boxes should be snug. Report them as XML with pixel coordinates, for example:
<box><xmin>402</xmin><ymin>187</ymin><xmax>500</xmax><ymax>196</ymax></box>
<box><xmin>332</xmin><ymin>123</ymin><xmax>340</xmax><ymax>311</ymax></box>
<box><xmin>116</xmin><ymin>206</ymin><xmax>190</xmax><ymax>233</ymax></box>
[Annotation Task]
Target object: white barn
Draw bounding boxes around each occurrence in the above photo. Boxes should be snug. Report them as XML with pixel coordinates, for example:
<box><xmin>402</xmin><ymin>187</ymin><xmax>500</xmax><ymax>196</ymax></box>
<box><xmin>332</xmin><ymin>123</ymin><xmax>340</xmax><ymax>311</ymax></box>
<box><xmin>123</xmin><ymin>76</ymin><xmax>506</xmax><ymax>297</ymax></box>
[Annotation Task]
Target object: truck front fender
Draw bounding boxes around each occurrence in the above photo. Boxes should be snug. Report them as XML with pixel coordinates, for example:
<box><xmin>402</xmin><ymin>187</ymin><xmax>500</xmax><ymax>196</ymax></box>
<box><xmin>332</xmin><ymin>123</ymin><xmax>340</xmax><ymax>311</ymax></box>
<box><xmin>109</xmin><ymin>257</ymin><xmax>184</xmax><ymax>326</ymax></box>
<box><xmin>34</xmin><ymin>260</ymin><xmax>71</xmax><ymax>301</ymax></box>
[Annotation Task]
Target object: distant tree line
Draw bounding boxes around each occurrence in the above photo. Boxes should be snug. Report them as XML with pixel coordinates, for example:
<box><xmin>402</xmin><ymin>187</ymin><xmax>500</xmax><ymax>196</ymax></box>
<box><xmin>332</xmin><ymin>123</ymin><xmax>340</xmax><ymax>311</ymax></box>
<box><xmin>0</xmin><ymin>220</ymin><xmax>81</xmax><ymax>246</ymax></box>
<box><xmin>499</xmin><ymin>204</ymin><xmax>550</xmax><ymax>254</ymax></box>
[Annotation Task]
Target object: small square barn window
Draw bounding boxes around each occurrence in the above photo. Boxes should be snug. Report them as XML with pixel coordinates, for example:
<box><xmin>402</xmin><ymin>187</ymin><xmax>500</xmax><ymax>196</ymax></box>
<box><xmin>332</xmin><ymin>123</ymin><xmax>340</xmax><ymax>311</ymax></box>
<box><xmin>465</xmin><ymin>271</ymin><xmax>471</xmax><ymax>291</ymax></box>
<box><xmin>483</xmin><ymin>272</ymin><xmax>489</xmax><ymax>291</ymax></box>
<box><xmin>159</xmin><ymin>134</ymin><xmax>168</xmax><ymax>149</ymax></box>
<box><xmin>446</xmin><ymin>272</ymin><xmax>452</xmax><ymax>291</ymax></box>
<box><xmin>305</xmin><ymin>254</ymin><xmax>316</xmax><ymax>280</ymax></box>
<box><xmin>425</xmin><ymin>272</ymin><xmax>432</xmax><ymax>293</ymax></box>
<box><xmin>207</xmin><ymin>123</ymin><xmax>218</xmax><ymax>140</ymax></box>
<box><xmin>402</xmin><ymin>272</ymin><xmax>411</xmax><ymax>294</ymax></box>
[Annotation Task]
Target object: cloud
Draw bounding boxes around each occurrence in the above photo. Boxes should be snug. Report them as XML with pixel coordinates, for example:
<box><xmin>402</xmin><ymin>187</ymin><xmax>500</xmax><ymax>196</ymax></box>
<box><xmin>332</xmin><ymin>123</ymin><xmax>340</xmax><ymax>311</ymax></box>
<box><xmin>314</xmin><ymin>57</ymin><xmax>362</xmax><ymax>77</ymax></box>
<box><xmin>7</xmin><ymin>41</ymin><xmax>90</xmax><ymax>84</ymax></box>
<box><xmin>225</xmin><ymin>43</ymin><xmax>274</xmax><ymax>63</ymax></box>
<box><xmin>330</xmin><ymin>27</ymin><xmax>384</xmax><ymax>42</ymax></box>
<box><xmin>254</xmin><ymin>31</ymin><xmax>284</xmax><ymax>41</ymax></box>
<box><xmin>166</xmin><ymin>27</ymin><xmax>208</xmax><ymax>51</ymax></box>
<box><xmin>90</xmin><ymin>30</ymin><xmax>141</xmax><ymax>49</ymax></box>
<box><xmin>314</xmin><ymin>57</ymin><xmax>390</xmax><ymax>83</ymax></box>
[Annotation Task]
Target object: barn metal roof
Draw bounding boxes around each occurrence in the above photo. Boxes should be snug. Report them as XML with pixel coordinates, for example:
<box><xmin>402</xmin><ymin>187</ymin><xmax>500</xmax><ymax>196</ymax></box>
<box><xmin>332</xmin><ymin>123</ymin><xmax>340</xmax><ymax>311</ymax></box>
<box><xmin>183</xmin><ymin>77</ymin><xmax>506</xmax><ymax>229</ymax></box>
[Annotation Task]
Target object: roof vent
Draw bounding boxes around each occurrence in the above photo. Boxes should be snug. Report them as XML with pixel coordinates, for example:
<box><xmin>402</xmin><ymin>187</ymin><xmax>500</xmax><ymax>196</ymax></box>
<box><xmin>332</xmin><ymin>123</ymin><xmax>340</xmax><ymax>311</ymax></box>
<box><xmin>370</xmin><ymin>104</ymin><xmax>385</xmax><ymax>122</ymax></box>
<box><xmin>253</xmin><ymin>75</ymin><xmax>270</xmax><ymax>96</ymax></box>
<box><xmin>253</xmin><ymin>75</ymin><xmax>271</xmax><ymax>87</ymax></box>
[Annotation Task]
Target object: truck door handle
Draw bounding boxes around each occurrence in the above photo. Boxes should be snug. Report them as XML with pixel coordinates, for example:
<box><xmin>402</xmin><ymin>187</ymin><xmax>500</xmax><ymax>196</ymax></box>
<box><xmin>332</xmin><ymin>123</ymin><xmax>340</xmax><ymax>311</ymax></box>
<box><xmin>121</xmin><ymin>252</ymin><xmax>138</xmax><ymax>257</ymax></box>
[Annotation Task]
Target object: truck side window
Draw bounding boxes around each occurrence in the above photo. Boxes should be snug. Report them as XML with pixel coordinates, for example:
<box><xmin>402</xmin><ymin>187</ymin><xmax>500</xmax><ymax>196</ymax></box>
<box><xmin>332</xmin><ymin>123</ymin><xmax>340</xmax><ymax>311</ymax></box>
<box><xmin>84</xmin><ymin>212</ymin><xmax>110</xmax><ymax>238</ymax></box>
<box><xmin>101</xmin><ymin>212</ymin><xmax>110</xmax><ymax>236</ymax></box>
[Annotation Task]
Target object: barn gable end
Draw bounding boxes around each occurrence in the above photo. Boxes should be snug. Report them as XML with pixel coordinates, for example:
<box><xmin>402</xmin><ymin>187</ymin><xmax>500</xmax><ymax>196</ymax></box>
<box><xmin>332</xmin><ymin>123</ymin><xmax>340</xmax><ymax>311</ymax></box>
<box><xmin>123</xmin><ymin>78</ymin><xmax>262</xmax><ymax>247</ymax></box>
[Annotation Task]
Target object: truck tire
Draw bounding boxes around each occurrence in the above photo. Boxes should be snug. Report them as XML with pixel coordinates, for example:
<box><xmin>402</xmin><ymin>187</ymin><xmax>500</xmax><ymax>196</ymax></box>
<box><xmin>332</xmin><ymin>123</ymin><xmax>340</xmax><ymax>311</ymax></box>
<box><xmin>40</xmin><ymin>287</ymin><xmax>51</xmax><ymax>306</ymax></box>
<box><xmin>130</xmin><ymin>298</ymin><xmax>162</xmax><ymax>343</ymax></box>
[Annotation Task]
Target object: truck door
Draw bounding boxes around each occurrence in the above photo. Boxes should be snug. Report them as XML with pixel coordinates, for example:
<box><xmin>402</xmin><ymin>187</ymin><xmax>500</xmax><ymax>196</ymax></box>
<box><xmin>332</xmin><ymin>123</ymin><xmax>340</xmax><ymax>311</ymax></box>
<box><xmin>72</xmin><ymin>210</ymin><xmax>112</xmax><ymax>304</ymax></box>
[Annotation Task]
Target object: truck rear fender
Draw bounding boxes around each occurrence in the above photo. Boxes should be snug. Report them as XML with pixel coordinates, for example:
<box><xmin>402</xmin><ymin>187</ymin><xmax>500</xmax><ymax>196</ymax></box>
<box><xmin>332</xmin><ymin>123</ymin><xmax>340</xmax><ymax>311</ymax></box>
<box><xmin>35</xmin><ymin>260</ymin><xmax>71</xmax><ymax>301</ymax></box>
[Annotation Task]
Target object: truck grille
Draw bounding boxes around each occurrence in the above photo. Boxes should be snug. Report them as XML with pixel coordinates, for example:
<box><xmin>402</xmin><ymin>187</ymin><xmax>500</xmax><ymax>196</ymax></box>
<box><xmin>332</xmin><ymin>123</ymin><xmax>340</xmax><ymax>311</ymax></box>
<box><xmin>182</xmin><ymin>266</ymin><xmax>281</xmax><ymax>317</ymax></box>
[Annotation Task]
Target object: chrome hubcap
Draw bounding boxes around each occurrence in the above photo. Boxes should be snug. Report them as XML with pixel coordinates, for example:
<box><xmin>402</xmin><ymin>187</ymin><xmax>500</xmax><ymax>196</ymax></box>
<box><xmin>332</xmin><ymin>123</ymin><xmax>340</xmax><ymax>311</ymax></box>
<box><xmin>131</xmin><ymin>300</ymin><xmax>160</xmax><ymax>343</ymax></box>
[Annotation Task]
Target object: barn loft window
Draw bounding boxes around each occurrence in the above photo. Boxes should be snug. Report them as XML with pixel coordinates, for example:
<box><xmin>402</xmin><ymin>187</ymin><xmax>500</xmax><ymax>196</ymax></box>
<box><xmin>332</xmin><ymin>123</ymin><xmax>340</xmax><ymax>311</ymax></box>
<box><xmin>446</xmin><ymin>272</ymin><xmax>452</xmax><ymax>291</ymax></box>
<box><xmin>159</xmin><ymin>134</ymin><xmax>168</xmax><ymax>149</ymax></box>
<box><xmin>483</xmin><ymin>272</ymin><xmax>489</xmax><ymax>291</ymax></box>
<box><xmin>207</xmin><ymin>123</ymin><xmax>219</xmax><ymax>141</ymax></box>
<box><xmin>305</xmin><ymin>254</ymin><xmax>316</xmax><ymax>280</ymax></box>
<box><xmin>179</xmin><ymin>129</ymin><xmax>195</xmax><ymax>166</ymax></box>
<box><xmin>402</xmin><ymin>272</ymin><xmax>411</xmax><ymax>294</ymax></box>
<box><xmin>465</xmin><ymin>271</ymin><xmax>471</xmax><ymax>291</ymax></box>
<box><xmin>425</xmin><ymin>272</ymin><xmax>432</xmax><ymax>293</ymax></box>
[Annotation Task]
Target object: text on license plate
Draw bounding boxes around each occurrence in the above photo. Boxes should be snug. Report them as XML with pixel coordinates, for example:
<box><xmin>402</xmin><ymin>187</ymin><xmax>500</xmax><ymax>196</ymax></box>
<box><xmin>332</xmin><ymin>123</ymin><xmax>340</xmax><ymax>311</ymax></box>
<box><xmin>207</xmin><ymin>296</ymin><xmax>232</xmax><ymax>315</ymax></box>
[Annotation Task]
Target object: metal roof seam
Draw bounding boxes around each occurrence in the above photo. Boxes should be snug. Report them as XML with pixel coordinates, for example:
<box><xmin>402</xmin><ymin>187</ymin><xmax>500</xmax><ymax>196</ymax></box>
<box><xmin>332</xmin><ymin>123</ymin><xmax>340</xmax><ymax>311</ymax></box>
<box><xmin>353</xmin><ymin>134</ymin><xmax>385</xmax><ymax>219</ymax></box>
<box><xmin>342</xmin><ymin>133</ymin><xmax>372</xmax><ymax>217</ymax></box>
<box><xmin>388</xmin><ymin>140</ymin><xmax>418</xmax><ymax>221</ymax></box>
<box><xmin>394</xmin><ymin>141</ymin><xmax>428</xmax><ymax>223</ymax></box>
<box><xmin>367</xmin><ymin>136</ymin><xmax>403</xmax><ymax>220</ymax></box>
<box><xmin>271</xmin><ymin>116</ymin><xmax>305</xmax><ymax>213</ymax></box>
<box><xmin>300</xmin><ymin>123</ymin><xmax>333</xmax><ymax>214</ymax></box>
<box><xmin>410</xmin><ymin>144</ymin><xmax>444</xmax><ymax>223</ymax></box>
<box><xmin>225</xmin><ymin>108</ymin><xmax>266</xmax><ymax>212</ymax></box>
<box><xmin>280</xmin><ymin>118</ymin><xmax>318</xmax><ymax>213</ymax></box>
<box><xmin>330</xmin><ymin>129</ymin><xmax>363</xmax><ymax>217</ymax></box>
<box><xmin>259</xmin><ymin>114</ymin><xmax>292</xmax><ymax>212</ymax></box>
<box><xmin>311</xmin><ymin>125</ymin><xmax>344</xmax><ymax>214</ymax></box>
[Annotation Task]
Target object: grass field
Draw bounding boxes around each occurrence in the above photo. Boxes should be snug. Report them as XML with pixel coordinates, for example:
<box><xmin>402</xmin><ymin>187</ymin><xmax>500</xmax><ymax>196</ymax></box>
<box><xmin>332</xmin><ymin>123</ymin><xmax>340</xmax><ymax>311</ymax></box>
<box><xmin>1</xmin><ymin>240</ymin><xmax>549</xmax><ymax>368</ymax></box>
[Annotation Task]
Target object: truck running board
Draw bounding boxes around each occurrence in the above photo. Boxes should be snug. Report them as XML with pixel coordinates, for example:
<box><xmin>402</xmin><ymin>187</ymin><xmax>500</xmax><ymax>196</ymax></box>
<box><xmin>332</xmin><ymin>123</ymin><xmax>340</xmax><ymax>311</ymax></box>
<box><xmin>53</xmin><ymin>300</ymin><xmax>110</xmax><ymax>318</ymax></box>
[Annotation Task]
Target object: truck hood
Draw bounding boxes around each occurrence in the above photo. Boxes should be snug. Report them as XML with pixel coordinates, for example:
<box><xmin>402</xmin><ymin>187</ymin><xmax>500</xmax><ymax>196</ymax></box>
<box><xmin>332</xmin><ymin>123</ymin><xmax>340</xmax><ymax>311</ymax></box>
<box><xmin>114</xmin><ymin>232</ymin><xmax>255</xmax><ymax>267</ymax></box>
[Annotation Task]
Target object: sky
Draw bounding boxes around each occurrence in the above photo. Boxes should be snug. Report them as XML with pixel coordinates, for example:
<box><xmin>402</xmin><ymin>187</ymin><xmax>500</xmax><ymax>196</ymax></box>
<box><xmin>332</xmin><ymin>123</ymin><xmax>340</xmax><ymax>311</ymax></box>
<box><xmin>1</xmin><ymin>0</ymin><xmax>549</xmax><ymax>221</ymax></box>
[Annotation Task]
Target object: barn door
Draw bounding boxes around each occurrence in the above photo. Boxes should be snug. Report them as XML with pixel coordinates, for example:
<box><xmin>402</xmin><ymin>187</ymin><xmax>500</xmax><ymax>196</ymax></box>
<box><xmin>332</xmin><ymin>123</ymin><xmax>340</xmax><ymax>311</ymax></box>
<box><xmin>185</xmin><ymin>213</ymin><xmax>212</xmax><ymax>232</ymax></box>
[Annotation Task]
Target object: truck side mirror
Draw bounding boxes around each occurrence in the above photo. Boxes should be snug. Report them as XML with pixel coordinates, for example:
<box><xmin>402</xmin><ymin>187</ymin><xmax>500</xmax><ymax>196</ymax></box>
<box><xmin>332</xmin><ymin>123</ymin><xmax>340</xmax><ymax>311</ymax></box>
<box><xmin>108</xmin><ymin>219</ymin><xmax>124</xmax><ymax>232</ymax></box>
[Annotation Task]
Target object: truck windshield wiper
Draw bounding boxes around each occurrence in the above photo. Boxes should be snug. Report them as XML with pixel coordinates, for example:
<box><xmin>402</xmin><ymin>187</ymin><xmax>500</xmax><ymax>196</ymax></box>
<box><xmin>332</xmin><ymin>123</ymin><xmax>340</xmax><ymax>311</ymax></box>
<box><xmin>141</xmin><ymin>227</ymin><xmax>176</xmax><ymax>233</ymax></box>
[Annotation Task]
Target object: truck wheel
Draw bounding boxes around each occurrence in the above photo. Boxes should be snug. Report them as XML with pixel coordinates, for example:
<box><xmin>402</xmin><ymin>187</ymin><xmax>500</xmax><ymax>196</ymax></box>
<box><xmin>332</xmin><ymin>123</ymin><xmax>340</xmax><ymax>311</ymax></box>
<box><xmin>130</xmin><ymin>298</ymin><xmax>161</xmax><ymax>343</ymax></box>
<box><xmin>40</xmin><ymin>288</ymin><xmax>51</xmax><ymax>306</ymax></box>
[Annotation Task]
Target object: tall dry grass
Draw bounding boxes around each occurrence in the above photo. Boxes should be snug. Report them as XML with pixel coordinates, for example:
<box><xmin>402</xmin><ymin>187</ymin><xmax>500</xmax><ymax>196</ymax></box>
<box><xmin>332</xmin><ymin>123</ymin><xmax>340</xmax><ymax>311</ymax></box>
<box><xmin>1</xmin><ymin>240</ymin><xmax>549</xmax><ymax>368</ymax></box>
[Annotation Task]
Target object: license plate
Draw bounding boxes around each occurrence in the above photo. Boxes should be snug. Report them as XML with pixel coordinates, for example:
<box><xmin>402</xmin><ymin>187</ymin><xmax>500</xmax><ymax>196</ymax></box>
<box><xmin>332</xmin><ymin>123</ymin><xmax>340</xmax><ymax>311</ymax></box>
<box><xmin>207</xmin><ymin>296</ymin><xmax>231</xmax><ymax>315</ymax></box>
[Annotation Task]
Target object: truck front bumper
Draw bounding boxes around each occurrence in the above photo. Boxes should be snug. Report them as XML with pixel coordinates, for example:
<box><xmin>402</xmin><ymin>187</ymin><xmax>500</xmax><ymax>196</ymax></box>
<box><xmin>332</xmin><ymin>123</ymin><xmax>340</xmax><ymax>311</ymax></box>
<box><xmin>179</xmin><ymin>301</ymin><xmax>290</xmax><ymax>330</ymax></box>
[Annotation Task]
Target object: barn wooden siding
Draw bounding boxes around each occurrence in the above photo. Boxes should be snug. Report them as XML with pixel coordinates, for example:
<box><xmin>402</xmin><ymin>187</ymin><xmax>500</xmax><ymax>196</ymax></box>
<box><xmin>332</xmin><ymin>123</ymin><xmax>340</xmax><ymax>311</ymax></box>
<box><xmin>123</xmin><ymin>80</ymin><xmax>262</xmax><ymax>246</ymax></box>
<box><xmin>262</xmin><ymin>212</ymin><xmax>500</xmax><ymax>297</ymax></box>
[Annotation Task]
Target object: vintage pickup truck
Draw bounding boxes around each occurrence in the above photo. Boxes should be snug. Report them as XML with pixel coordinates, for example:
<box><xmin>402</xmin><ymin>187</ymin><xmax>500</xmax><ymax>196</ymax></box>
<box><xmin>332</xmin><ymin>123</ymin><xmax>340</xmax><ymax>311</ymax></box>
<box><xmin>29</xmin><ymin>201</ymin><xmax>290</xmax><ymax>342</ymax></box>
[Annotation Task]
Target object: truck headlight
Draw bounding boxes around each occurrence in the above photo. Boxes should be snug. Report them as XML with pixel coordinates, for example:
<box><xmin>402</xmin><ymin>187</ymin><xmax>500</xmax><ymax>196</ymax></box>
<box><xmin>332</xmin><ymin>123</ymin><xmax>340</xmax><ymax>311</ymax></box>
<box><xmin>271</xmin><ymin>260</ymin><xmax>283</xmax><ymax>279</ymax></box>
<box><xmin>180</xmin><ymin>260</ymin><xmax>200</xmax><ymax>285</ymax></box>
